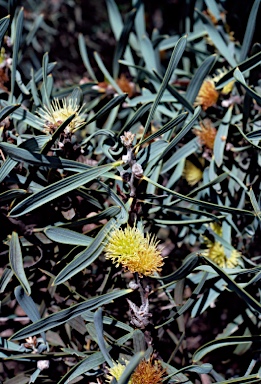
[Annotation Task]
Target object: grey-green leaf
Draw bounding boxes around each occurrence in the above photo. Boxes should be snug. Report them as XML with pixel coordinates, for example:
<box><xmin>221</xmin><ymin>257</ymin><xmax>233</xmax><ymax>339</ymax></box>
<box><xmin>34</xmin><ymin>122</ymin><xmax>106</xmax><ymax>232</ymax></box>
<box><xmin>193</xmin><ymin>335</ymin><xmax>261</xmax><ymax>363</ymax></box>
<box><xmin>117</xmin><ymin>352</ymin><xmax>145</xmax><ymax>384</ymax></box>
<box><xmin>9</xmin><ymin>163</ymin><xmax>115</xmax><ymax>217</ymax></box>
<box><xmin>9</xmin><ymin>232</ymin><xmax>31</xmax><ymax>295</ymax></box>
<box><xmin>214</xmin><ymin>106</ymin><xmax>233</xmax><ymax>167</ymax></box>
<box><xmin>44</xmin><ymin>227</ymin><xmax>92</xmax><ymax>246</ymax></box>
<box><xmin>0</xmin><ymin>15</ymin><xmax>10</xmax><ymax>48</ymax></box>
<box><xmin>53</xmin><ymin>219</ymin><xmax>117</xmax><ymax>285</ymax></box>
<box><xmin>94</xmin><ymin>308</ymin><xmax>113</xmax><ymax>367</ymax></box>
<box><xmin>10</xmin><ymin>289</ymin><xmax>132</xmax><ymax>340</ymax></box>
<box><xmin>240</xmin><ymin>0</ymin><xmax>261</xmax><ymax>61</ymax></box>
<box><xmin>14</xmin><ymin>286</ymin><xmax>45</xmax><ymax>342</ymax></box>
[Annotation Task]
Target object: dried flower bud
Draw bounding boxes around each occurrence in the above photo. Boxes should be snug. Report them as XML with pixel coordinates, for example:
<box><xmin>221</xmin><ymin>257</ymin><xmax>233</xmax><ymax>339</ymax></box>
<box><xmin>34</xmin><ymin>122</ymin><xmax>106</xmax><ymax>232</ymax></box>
<box><xmin>120</xmin><ymin>131</ymin><xmax>135</xmax><ymax>147</ymax></box>
<box><xmin>37</xmin><ymin>360</ymin><xmax>50</xmax><ymax>371</ymax></box>
<box><xmin>132</xmin><ymin>162</ymin><xmax>143</xmax><ymax>178</ymax></box>
<box><xmin>129</xmin><ymin>280</ymin><xmax>139</xmax><ymax>290</ymax></box>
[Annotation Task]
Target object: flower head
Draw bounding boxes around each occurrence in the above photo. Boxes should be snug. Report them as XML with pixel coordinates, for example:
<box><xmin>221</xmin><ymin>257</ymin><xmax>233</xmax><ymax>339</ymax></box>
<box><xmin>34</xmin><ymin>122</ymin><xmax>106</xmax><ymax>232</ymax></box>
<box><xmin>106</xmin><ymin>358</ymin><xmax>166</xmax><ymax>384</ymax></box>
<box><xmin>203</xmin><ymin>223</ymin><xmax>241</xmax><ymax>268</ymax></box>
<box><xmin>193</xmin><ymin>119</ymin><xmax>217</xmax><ymax>150</ymax></box>
<box><xmin>37</xmin><ymin>97</ymin><xmax>86</xmax><ymax>134</ymax></box>
<box><xmin>194</xmin><ymin>79</ymin><xmax>219</xmax><ymax>110</ymax></box>
<box><xmin>183</xmin><ymin>159</ymin><xmax>203</xmax><ymax>186</ymax></box>
<box><xmin>212</xmin><ymin>68</ymin><xmax>235</xmax><ymax>95</ymax></box>
<box><xmin>105</xmin><ymin>225</ymin><xmax>164</xmax><ymax>276</ymax></box>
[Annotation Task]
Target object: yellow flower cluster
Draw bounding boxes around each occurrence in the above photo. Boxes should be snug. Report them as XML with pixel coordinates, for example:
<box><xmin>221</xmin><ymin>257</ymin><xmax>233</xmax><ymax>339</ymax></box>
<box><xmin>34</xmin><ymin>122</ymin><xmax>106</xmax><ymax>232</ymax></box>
<box><xmin>193</xmin><ymin>119</ymin><xmax>217</xmax><ymax>150</ymax></box>
<box><xmin>204</xmin><ymin>223</ymin><xmax>241</xmax><ymax>268</ymax></box>
<box><xmin>194</xmin><ymin>79</ymin><xmax>219</xmax><ymax>110</ymax></box>
<box><xmin>183</xmin><ymin>159</ymin><xmax>204</xmax><ymax>186</ymax></box>
<box><xmin>106</xmin><ymin>358</ymin><xmax>166</xmax><ymax>384</ymax></box>
<box><xmin>105</xmin><ymin>225</ymin><xmax>164</xmax><ymax>276</ymax></box>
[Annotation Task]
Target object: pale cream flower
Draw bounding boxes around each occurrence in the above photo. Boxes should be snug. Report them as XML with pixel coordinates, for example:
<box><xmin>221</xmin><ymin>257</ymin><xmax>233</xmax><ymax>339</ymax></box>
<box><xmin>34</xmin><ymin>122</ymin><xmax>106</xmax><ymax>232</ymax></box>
<box><xmin>37</xmin><ymin>97</ymin><xmax>86</xmax><ymax>133</ymax></box>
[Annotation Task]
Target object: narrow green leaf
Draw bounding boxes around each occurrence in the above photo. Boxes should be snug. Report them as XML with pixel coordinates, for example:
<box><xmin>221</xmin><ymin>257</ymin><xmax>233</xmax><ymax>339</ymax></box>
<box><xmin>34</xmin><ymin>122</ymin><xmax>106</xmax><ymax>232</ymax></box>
<box><xmin>25</xmin><ymin>13</ymin><xmax>43</xmax><ymax>46</ymax></box>
<box><xmin>153</xmin><ymin>70</ymin><xmax>194</xmax><ymax>113</ymax></box>
<box><xmin>11</xmin><ymin>8</ymin><xmax>23</xmax><ymax>100</ymax></box>
<box><xmin>133</xmin><ymin>329</ymin><xmax>146</xmax><ymax>353</ymax></box>
<box><xmin>240</xmin><ymin>0</ymin><xmax>261</xmax><ymax>61</ymax></box>
<box><xmin>82</xmin><ymin>311</ymin><xmax>133</xmax><ymax>333</ymax></box>
<box><xmin>0</xmin><ymin>157</ymin><xmax>18</xmax><ymax>183</ymax></box>
<box><xmin>214</xmin><ymin>375</ymin><xmax>260</xmax><ymax>383</ymax></box>
<box><xmin>106</xmin><ymin>0</ymin><xmax>123</xmax><ymax>39</ymax></box>
<box><xmin>143</xmin><ymin>175</ymin><xmax>254</xmax><ymax>216</ymax></box>
<box><xmin>113</xmin><ymin>7</ymin><xmax>137</xmax><ymax>78</ymax></box>
<box><xmin>156</xmin><ymin>272</ymin><xmax>208</xmax><ymax>328</ymax></box>
<box><xmin>166</xmin><ymin>363</ymin><xmax>213</xmax><ymax>381</ymax></box>
<box><xmin>42</xmin><ymin>52</ymin><xmax>52</xmax><ymax>109</ymax></box>
<box><xmin>40</xmin><ymin>113</ymin><xmax>76</xmax><ymax>154</ymax></box>
<box><xmin>10</xmin><ymin>289</ymin><xmax>132</xmax><ymax>340</ymax></box>
<box><xmin>53</xmin><ymin>219</ymin><xmax>117</xmax><ymax>285</ymax></box>
<box><xmin>216</xmin><ymin>51</ymin><xmax>261</xmax><ymax>90</ymax></box>
<box><xmin>59</xmin><ymin>206</ymin><xmax>121</xmax><ymax>229</ymax></box>
<box><xmin>159</xmin><ymin>106</ymin><xmax>201</xmax><ymax>161</ymax></box>
<box><xmin>9</xmin><ymin>163</ymin><xmax>115</xmax><ymax>217</ymax></box>
<box><xmin>44</xmin><ymin>227</ymin><xmax>92</xmax><ymax>246</ymax></box>
<box><xmin>0</xmin><ymin>267</ymin><xmax>13</xmax><ymax>293</ymax></box>
<box><xmin>248</xmin><ymin>188</ymin><xmax>261</xmax><ymax>222</ymax></box>
<box><xmin>246</xmin><ymin>129</ymin><xmax>261</xmax><ymax>139</ymax></box>
<box><xmin>233</xmin><ymin>123</ymin><xmax>261</xmax><ymax>150</ymax></box>
<box><xmin>201</xmin><ymin>255</ymin><xmax>261</xmax><ymax>313</ymax></box>
<box><xmin>234</xmin><ymin>68</ymin><xmax>261</xmax><ymax>104</ymax></box>
<box><xmin>14</xmin><ymin>286</ymin><xmax>45</xmax><ymax>342</ymax></box>
<box><xmin>153</xmin><ymin>252</ymin><xmax>199</xmax><ymax>283</ymax></box>
<box><xmin>186</xmin><ymin>55</ymin><xmax>217</xmax><ymax>103</ymax></box>
<box><xmin>0</xmin><ymin>103</ymin><xmax>20</xmax><ymax>122</ymax></box>
<box><xmin>0</xmin><ymin>15</ymin><xmax>10</xmax><ymax>48</ymax></box>
<box><xmin>193</xmin><ymin>335</ymin><xmax>261</xmax><ymax>363</ymax></box>
<box><xmin>9</xmin><ymin>232</ymin><xmax>31</xmax><ymax>295</ymax></box>
<box><xmin>196</xmin><ymin>9</ymin><xmax>237</xmax><ymax>67</ymax></box>
<box><xmin>58</xmin><ymin>351</ymin><xmax>108</xmax><ymax>384</ymax></box>
<box><xmin>99</xmin><ymin>182</ymin><xmax>129</xmax><ymax>224</ymax></box>
<box><xmin>27</xmin><ymin>62</ymin><xmax>56</xmax><ymax>91</ymax></box>
<box><xmin>94</xmin><ymin>308</ymin><xmax>113</xmax><ymax>367</ymax></box>
<box><xmin>78</xmin><ymin>33</ymin><xmax>97</xmax><ymax>81</ymax></box>
<box><xmin>138</xmin><ymin>35</ymin><xmax>187</xmax><ymax>145</ymax></box>
<box><xmin>0</xmin><ymin>189</ymin><xmax>26</xmax><ymax>204</ymax></box>
<box><xmin>117</xmin><ymin>352</ymin><xmax>145</xmax><ymax>384</ymax></box>
<box><xmin>162</xmin><ymin>137</ymin><xmax>199</xmax><ymax>173</ymax></box>
<box><xmin>138</xmin><ymin>112</ymin><xmax>188</xmax><ymax>146</ymax></box>
<box><xmin>94</xmin><ymin>51</ymin><xmax>123</xmax><ymax>95</ymax></box>
<box><xmin>118</xmin><ymin>102</ymin><xmax>152</xmax><ymax>136</ymax></box>
<box><xmin>214</xmin><ymin>106</ymin><xmax>233</xmax><ymax>167</ymax></box>
<box><xmin>86</xmin><ymin>93</ymin><xmax>127</xmax><ymax>125</ymax></box>
<box><xmin>0</xmin><ymin>100</ymin><xmax>45</xmax><ymax>130</ymax></box>
<box><xmin>140</xmin><ymin>34</ymin><xmax>159</xmax><ymax>74</ymax></box>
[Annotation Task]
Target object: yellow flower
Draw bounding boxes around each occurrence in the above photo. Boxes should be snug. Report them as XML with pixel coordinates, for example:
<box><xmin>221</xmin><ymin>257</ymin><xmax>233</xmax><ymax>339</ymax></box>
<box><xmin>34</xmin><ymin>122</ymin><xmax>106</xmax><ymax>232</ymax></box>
<box><xmin>37</xmin><ymin>97</ymin><xmax>86</xmax><ymax>134</ymax></box>
<box><xmin>183</xmin><ymin>159</ymin><xmax>203</xmax><ymax>186</ymax></box>
<box><xmin>212</xmin><ymin>68</ymin><xmax>235</xmax><ymax>95</ymax></box>
<box><xmin>203</xmin><ymin>223</ymin><xmax>241</xmax><ymax>268</ymax></box>
<box><xmin>106</xmin><ymin>358</ymin><xmax>166</xmax><ymax>384</ymax></box>
<box><xmin>105</xmin><ymin>225</ymin><xmax>164</xmax><ymax>276</ymax></box>
<box><xmin>106</xmin><ymin>361</ymin><xmax>131</xmax><ymax>383</ymax></box>
<box><xmin>194</xmin><ymin>79</ymin><xmax>219</xmax><ymax>110</ymax></box>
<box><xmin>193</xmin><ymin>119</ymin><xmax>217</xmax><ymax>150</ymax></box>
